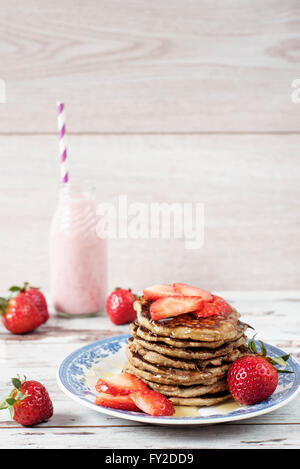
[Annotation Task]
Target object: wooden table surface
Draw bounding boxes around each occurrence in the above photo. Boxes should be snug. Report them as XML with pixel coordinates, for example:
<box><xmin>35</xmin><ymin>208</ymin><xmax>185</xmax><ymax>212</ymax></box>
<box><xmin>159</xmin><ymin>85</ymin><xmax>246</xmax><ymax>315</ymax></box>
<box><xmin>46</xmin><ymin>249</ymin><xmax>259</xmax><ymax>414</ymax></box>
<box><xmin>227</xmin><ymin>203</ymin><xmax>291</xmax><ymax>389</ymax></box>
<box><xmin>1</xmin><ymin>291</ymin><xmax>299</xmax><ymax>449</ymax></box>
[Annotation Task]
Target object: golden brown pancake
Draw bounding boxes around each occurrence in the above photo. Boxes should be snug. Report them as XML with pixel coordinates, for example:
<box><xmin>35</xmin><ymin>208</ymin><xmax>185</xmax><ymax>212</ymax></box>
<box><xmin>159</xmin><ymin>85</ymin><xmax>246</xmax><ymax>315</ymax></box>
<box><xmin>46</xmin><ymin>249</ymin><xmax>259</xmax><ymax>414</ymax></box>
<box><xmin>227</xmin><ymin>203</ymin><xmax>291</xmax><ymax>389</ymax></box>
<box><xmin>124</xmin><ymin>362</ymin><xmax>223</xmax><ymax>386</ymax></box>
<box><xmin>131</xmin><ymin>321</ymin><xmax>248</xmax><ymax>348</ymax></box>
<box><xmin>142</xmin><ymin>378</ymin><xmax>229</xmax><ymax>397</ymax></box>
<box><xmin>169</xmin><ymin>392</ymin><xmax>231</xmax><ymax>407</ymax></box>
<box><xmin>130</xmin><ymin>322</ymin><xmax>247</xmax><ymax>357</ymax></box>
<box><xmin>126</xmin><ymin>347</ymin><xmax>231</xmax><ymax>385</ymax></box>
<box><xmin>128</xmin><ymin>338</ymin><xmax>247</xmax><ymax>371</ymax></box>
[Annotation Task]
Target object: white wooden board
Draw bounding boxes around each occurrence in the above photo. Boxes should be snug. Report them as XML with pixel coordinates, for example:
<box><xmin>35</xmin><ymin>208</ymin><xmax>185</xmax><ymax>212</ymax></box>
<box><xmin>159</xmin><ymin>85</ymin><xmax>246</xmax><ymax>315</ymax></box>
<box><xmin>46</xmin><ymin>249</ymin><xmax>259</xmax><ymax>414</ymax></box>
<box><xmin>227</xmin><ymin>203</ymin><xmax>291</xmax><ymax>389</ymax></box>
<box><xmin>0</xmin><ymin>134</ymin><xmax>299</xmax><ymax>292</ymax></box>
<box><xmin>0</xmin><ymin>0</ymin><xmax>299</xmax><ymax>132</ymax></box>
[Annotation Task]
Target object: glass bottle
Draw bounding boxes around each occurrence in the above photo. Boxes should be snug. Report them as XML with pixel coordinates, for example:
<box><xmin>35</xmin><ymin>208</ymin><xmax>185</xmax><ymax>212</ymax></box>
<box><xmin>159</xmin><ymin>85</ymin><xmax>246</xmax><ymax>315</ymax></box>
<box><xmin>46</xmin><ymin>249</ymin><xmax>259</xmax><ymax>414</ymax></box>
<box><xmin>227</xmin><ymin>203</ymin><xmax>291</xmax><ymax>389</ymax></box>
<box><xmin>49</xmin><ymin>182</ymin><xmax>107</xmax><ymax>317</ymax></box>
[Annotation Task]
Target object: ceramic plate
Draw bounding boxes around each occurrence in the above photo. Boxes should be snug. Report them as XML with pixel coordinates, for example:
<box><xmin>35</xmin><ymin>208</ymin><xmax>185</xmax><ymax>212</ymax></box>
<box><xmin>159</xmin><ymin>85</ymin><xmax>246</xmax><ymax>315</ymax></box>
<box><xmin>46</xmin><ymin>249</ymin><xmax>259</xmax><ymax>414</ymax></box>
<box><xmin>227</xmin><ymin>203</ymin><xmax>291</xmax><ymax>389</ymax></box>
<box><xmin>57</xmin><ymin>334</ymin><xmax>300</xmax><ymax>426</ymax></box>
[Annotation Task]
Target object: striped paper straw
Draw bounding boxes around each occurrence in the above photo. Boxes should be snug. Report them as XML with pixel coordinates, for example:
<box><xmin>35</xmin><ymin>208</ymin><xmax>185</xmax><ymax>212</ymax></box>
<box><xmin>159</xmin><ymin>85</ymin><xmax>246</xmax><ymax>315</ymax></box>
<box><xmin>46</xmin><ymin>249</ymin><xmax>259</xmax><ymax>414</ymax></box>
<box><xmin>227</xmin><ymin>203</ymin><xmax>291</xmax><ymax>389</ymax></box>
<box><xmin>56</xmin><ymin>101</ymin><xmax>69</xmax><ymax>183</ymax></box>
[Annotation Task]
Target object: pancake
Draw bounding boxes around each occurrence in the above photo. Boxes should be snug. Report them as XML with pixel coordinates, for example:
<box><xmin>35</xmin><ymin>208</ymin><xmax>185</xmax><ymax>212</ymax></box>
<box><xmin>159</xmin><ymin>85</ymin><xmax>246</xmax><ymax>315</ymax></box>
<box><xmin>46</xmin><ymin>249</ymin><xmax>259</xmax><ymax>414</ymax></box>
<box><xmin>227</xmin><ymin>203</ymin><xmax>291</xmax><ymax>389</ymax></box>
<box><xmin>169</xmin><ymin>392</ymin><xmax>231</xmax><ymax>407</ymax></box>
<box><xmin>128</xmin><ymin>339</ymin><xmax>197</xmax><ymax>370</ymax></box>
<box><xmin>134</xmin><ymin>299</ymin><xmax>241</xmax><ymax>342</ymax></box>
<box><xmin>126</xmin><ymin>347</ymin><xmax>231</xmax><ymax>385</ymax></box>
<box><xmin>130</xmin><ymin>322</ymin><xmax>248</xmax><ymax>358</ymax></box>
<box><xmin>124</xmin><ymin>362</ymin><xmax>222</xmax><ymax>386</ymax></box>
<box><xmin>142</xmin><ymin>378</ymin><xmax>228</xmax><ymax>397</ymax></box>
<box><xmin>128</xmin><ymin>339</ymin><xmax>247</xmax><ymax>371</ymax></box>
<box><xmin>196</xmin><ymin>346</ymin><xmax>247</xmax><ymax>369</ymax></box>
<box><xmin>131</xmin><ymin>322</ymin><xmax>248</xmax><ymax>348</ymax></box>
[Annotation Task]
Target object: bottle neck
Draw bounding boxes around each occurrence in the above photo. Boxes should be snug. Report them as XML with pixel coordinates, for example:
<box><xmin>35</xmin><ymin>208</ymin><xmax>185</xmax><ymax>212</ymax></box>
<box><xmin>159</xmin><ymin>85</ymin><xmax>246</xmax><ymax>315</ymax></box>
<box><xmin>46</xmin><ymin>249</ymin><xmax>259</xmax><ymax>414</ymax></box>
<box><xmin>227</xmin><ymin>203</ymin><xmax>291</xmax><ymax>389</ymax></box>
<box><xmin>58</xmin><ymin>182</ymin><xmax>96</xmax><ymax>202</ymax></box>
<box><xmin>52</xmin><ymin>182</ymin><xmax>98</xmax><ymax>237</ymax></box>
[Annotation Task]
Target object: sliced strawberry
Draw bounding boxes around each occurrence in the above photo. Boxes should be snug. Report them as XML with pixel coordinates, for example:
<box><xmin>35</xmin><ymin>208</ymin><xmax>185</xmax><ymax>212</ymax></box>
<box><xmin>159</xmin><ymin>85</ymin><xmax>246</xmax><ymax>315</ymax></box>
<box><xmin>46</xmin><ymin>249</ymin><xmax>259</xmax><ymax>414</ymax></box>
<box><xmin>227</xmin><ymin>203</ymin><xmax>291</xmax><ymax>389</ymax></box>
<box><xmin>150</xmin><ymin>296</ymin><xmax>203</xmax><ymax>321</ymax></box>
<box><xmin>173</xmin><ymin>283</ymin><xmax>213</xmax><ymax>302</ymax></box>
<box><xmin>193</xmin><ymin>295</ymin><xmax>232</xmax><ymax>318</ymax></box>
<box><xmin>131</xmin><ymin>389</ymin><xmax>175</xmax><ymax>416</ymax></box>
<box><xmin>143</xmin><ymin>284</ymin><xmax>178</xmax><ymax>300</ymax></box>
<box><xmin>95</xmin><ymin>372</ymin><xmax>148</xmax><ymax>396</ymax></box>
<box><xmin>95</xmin><ymin>393</ymin><xmax>140</xmax><ymax>412</ymax></box>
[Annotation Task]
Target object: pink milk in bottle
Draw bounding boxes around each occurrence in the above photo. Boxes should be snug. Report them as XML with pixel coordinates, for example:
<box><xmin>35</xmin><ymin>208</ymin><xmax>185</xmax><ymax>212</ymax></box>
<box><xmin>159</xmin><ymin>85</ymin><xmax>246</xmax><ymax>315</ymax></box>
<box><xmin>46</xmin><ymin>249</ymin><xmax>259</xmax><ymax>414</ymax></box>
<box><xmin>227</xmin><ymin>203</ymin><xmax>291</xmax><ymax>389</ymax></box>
<box><xmin>49</xmin><ymin>182</ymin><xmax>107</xmax><ymax>316</ymax></box>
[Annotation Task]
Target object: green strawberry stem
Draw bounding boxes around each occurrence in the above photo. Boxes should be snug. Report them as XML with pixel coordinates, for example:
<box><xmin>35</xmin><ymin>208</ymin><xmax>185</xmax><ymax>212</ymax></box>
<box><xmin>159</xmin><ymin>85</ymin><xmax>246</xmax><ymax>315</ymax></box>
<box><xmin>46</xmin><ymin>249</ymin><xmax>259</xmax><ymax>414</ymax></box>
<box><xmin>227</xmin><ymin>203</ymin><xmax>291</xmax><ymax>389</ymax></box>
<box><xmin>9</xmin><ymin>282</ymin><xmax>40</xmax><ymax>294</ymax></box>
<box><xmin>0</xmin><ymin>376</ymin><xmax>29</xmax><ymax>418</ymax></box>
<box><xmin>0</xmin><ymin>283</ymin><xmax>40</xmax><ymax>313</ymax></box>
<box><xmin>248</xmin><ymin>334</ymin><xmax>293</xmax><ymax>374</ymax></box>
<box><xmin>114</xmin><ymin>287</ymin><xmax>140</xmax><ymax>300</ymax></box>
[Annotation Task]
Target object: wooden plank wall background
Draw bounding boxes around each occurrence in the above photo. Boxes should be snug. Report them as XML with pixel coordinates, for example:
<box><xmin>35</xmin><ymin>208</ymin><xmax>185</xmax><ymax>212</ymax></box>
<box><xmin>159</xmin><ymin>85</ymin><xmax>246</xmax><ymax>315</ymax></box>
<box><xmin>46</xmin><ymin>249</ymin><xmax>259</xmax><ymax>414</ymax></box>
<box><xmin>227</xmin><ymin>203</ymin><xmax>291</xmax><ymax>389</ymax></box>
<box><xmin>0</xmin><ymin>0</ymin><xmax>299</xmax><ymax>293</ymax></box>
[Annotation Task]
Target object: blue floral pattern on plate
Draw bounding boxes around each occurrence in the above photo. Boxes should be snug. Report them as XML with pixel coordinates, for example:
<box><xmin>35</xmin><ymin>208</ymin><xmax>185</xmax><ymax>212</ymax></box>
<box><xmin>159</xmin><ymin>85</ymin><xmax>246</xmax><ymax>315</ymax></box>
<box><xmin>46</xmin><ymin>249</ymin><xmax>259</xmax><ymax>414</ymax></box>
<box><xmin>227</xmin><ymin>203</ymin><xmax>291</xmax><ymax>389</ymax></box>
<box><xmin>57</xmin><ymin>335</ymin><xmax>300</xmax><ymax>425</ymax></box>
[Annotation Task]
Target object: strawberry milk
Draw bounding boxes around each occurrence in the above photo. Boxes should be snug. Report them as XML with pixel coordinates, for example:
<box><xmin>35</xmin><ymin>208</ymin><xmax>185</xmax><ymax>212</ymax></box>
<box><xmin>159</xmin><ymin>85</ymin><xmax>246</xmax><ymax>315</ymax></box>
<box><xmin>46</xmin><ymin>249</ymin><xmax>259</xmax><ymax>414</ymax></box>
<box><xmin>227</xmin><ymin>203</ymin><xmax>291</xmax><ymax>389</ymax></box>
<box><xmin>49</xmin><ymin>183</ymin><xmax>107</xmax><ymax>316</ymax></box>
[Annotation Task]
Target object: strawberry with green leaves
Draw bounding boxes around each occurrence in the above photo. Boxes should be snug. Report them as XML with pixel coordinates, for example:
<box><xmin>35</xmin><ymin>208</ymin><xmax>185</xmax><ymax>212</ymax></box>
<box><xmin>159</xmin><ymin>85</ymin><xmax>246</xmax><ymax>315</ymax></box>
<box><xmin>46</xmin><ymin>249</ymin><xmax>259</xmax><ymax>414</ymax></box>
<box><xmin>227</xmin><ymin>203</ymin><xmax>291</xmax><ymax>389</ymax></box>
<box><xmin>0</xmin><ymin>376</ymin><xmax>53</xmax><ymax>426</ymax></box>
<box><xmin>15</xmin><ymin>282</ymin><xmax>49</xmax><ymax>324</ymax></box>
<box><xmin>0</xmin><ymin>282</ymin><xmax>48</xmax><ymax>334</ymax></box>
<box><xmin>227</xmin><ymin>335</ymin><xmax>293</xmax><ymax>405</ymax></box>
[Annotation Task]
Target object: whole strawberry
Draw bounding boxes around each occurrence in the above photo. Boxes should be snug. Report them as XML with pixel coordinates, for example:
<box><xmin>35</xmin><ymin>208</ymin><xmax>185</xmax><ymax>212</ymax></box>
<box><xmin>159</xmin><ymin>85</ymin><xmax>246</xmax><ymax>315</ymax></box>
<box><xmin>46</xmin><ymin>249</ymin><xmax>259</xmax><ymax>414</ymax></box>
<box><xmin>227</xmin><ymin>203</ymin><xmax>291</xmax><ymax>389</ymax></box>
<box><xmin>0</xmin><ymin>295</ymin><xmax>44</xmax><ymax>334</ymax></box>
<box><xmin>0</xmin><ymin>376</ymin><xmax>53</xmax><ymax>426</ymax></box>
<box><xmin>106</xmin><ymin>288</ymin><xmax>137</xmax><ymax>325</ymax></box>
<box><xmin>227</xmin><ymin>336</ymin><xmax>292</xmax><ymax>405</ymax></box>
<box><xmin>9</xmin><ymin>282</ymin><xmax>49</xmax><ymax>325</ymax></box>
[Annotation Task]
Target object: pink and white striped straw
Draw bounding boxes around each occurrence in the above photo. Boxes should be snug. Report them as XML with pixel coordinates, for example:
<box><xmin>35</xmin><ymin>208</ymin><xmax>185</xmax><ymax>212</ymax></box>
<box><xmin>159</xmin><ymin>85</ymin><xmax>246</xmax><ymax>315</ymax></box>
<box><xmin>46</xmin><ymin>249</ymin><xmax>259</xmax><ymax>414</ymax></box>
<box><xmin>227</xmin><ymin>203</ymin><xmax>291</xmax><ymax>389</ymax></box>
<box><xmin>56</xmin><ymin>101</ymin><xmax>69</xmax><ymax>183</ymax></box>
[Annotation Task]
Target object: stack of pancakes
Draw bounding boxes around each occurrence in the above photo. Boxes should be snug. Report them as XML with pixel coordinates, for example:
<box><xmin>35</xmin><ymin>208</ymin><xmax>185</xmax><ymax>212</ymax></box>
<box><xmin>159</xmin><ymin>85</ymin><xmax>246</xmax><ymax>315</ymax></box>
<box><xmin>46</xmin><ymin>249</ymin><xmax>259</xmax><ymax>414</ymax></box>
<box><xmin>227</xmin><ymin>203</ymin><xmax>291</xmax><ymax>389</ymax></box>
<box><xmin>124</xmin><ymin>297</ymin><xmax>249</xmax><ymax>407</ymax></box>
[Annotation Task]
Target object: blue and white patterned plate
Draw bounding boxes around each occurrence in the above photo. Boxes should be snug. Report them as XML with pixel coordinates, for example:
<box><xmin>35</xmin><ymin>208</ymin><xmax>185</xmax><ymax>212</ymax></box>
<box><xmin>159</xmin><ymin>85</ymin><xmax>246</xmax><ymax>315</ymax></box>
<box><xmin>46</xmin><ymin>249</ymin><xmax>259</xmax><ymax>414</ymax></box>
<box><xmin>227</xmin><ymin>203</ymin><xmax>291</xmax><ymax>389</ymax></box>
<box><xmin>57</xmin><ymin>334</ymin><xmax>300</xmax><ymax>426</ymax></box>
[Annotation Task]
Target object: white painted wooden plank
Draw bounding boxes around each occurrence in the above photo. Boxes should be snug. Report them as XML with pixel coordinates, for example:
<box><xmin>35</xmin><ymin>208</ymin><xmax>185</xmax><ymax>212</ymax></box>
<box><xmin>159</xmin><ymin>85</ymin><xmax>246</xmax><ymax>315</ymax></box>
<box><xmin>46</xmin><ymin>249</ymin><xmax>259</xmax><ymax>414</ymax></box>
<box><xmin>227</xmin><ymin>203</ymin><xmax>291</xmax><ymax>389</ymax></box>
<box><xmin>0</xmin><ymin>134</ymin><xmax>299</xmax><ymax>291</ymax></box>
<box><xmin>1</xmin><ymin>421</ymin><xmax>299</xmax><ymax>449</ymax></box>
<box><xmin>0</xmin><ymin>1</ymin><xmax>299</xmax><ymax>132</ymax></box>
<box><xmin>0</xmin><ymin>393</ymin><xmax>299</xmax><ymax>430</ymax></box>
